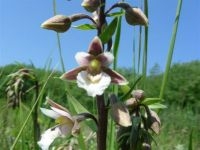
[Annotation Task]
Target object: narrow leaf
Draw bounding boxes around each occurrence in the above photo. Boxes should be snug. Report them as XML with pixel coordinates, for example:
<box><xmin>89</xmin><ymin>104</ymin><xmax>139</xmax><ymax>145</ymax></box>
<box><xmin>120</xmin><ymin>76</ymin><xmax>143</xmax><ymax>101</ymax></box>
<box><xmin>99</xmin><ymin>17</ymin><xmax>118</xmax><ymax>43</ymax></box>
<box><xmin>67</xmin><ymin>94</ymin><xmax>97</xmax><ymax>131</ymax></box>
<box><xmin>107</xmin><ymin>11</ymin><xmax>125</xmax><ymax>17</ymax></box>
<box><xmin>73</xmin><ymin>24</ymin><xmax>96</xmax><ymax>30</ymax></box>
<box><xmin>142</xmin><ymin>98</ymin><xmax>163</xmax><ymax>105</ymax></box>
<box><xmin>148</xmin><ymin>103</ymin><xmax>167</xmax><ymax>109</ymax></box>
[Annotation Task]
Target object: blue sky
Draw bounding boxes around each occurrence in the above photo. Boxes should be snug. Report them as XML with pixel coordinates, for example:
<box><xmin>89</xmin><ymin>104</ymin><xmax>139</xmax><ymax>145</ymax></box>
<box><xmin>0</xmin><ymin>0</ymin><xmax>199</xmax><ymax>73</ymax></box>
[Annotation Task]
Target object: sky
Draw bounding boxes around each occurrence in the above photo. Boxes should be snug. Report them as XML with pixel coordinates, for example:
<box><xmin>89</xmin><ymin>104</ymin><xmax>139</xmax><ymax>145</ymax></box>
<box><xmin>0</xmin><ymin>0</ymin><xmax>199</xmax><ymax>73</ymax></box>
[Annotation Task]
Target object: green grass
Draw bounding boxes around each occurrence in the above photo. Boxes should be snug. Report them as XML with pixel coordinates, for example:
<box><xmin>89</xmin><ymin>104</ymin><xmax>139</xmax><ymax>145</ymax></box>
<box><xmin>152</xmin><ymin>105</ymin><xmax>200</xmax><ymax>150</ymax></box>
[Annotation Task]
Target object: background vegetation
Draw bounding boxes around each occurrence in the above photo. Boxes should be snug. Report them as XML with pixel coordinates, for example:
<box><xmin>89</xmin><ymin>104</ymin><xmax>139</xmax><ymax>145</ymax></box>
<box><xmin>0</xmin><ymin>60</ymin><xmax>199</xmax><ymax>149</ymax></box>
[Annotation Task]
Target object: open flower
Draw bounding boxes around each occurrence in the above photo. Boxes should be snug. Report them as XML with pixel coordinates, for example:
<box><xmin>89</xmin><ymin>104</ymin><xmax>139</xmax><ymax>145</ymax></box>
<box><xmin>61</xmin><ymin>36</ymin><xmax>128</xmax><ymax>97</ymax></box>
<box><xmin>37</xmin><ymin>98</ymin><xmax>80</xmax><ymax>150</ymax></box>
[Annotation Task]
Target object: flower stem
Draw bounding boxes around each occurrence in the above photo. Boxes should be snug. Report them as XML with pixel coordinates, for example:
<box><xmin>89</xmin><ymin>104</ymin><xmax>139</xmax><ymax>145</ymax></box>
<box><xmin>96</xmin><ymin>1</ymin><xmax>108</xmax><ymax>150</ymax></box>
<box><xmin>96</xmin><ymin>95</ymin><xmax>108</xmax><ymax>150</ymax></box>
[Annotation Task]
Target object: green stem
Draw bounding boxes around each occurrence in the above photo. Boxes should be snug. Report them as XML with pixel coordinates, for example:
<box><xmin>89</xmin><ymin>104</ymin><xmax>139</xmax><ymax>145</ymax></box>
<box><xmin>159</xmin><ymin>0</ymin><xmax>183</xmax><ymax>99</ymax></box>
<box><xmin>53</xmin><ymin>0</ymin><xmax>65</xmax><ymax>72</ymax></box>
<box><xmin>142</xmin><ymin>0</ymin><xmax>148</xmax><ymax>89</ymax></box>
<box><xmin>32</xmin><ymin>80</ymin><xmax>40</xmax><ymax>150</ymax></box>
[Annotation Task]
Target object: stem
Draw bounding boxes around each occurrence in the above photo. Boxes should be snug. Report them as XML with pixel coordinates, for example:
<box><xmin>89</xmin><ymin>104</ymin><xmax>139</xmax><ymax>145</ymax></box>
<box><xmin>97</xmin><ymin>0</ymin><xmax>106</xmax><ymax>36</ymax></box>
<box><xmin>96</xmin><ymin>1</ymin><xmax>108</xmax><ymax>150</ymax></box>
<box><xmin>70</xmin><ymin>13</ymin><xmax>97</xmax><ymax>25</ymax></box>
<box><xmin>159</xmin><ymin>0</ymin><xmax>183</xmax><ymax>99</ymax></box>
<box><xmin>142</xmin><ymin>0</ymin><xmax>148</xmax><ymax>89</ymax></box>
<box><xmin>32</xmin><ymin>81</ymin><xmax>40</xmax><ymax>149</ymax></box>
<box><xmin>53</xmin><ymin>0</ymin><xmax>65</xmax><ymax>72</ymax></box>
<box><xmin>96</xmin><ymin>95</ymin><xmax>108</xmax><ymax>150</ymax></box>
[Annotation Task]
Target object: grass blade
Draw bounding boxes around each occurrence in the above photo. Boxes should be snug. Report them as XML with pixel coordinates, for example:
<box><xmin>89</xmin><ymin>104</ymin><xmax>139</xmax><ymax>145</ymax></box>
<box><xmin>159</xmin><ymin>0</ymin><xmax>183</xmax><ymax>99</ymax></box>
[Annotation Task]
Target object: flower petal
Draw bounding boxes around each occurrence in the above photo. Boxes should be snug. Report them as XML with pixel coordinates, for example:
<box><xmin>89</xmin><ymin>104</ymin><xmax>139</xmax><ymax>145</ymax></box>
<box><xmin>40</xmin><ymin>108</ymin><xmax>60</xmax><ymax>119</ymax></box>
<box><xmin>51</xmin><ymin>107</ymin><xmax>73</xmax><ymax>120</ymax></box>
<box><xmin>103</xmin><ymin>68</ymin><xmax>128</xmax><ymax>85</ymax></box>
<box><xmin>46</xmin><ymin>97</ymin><xmax>70</xmax><ymax>113</ymax></box>
<box><xmin>97</xmin><ymin>52</ymin><xmax>114</xmax><ymax>67</ymax></box>
<box><xmin>77</xmin><ymin>71</ymin><xmax>111</xmax><ymax>97</ymax></box>
<box><xmin>38</xmin><ymin>124</ymin><xmax>72</xmax><ymax>150</ymax></box>
<box><xmin>60</xmin><ymin>66</ymin><xmax>87</xmax><ymax>80</ymax></box>
<box><xmin>75</xmin><ymin>52</ymin><xmax>93</xmax><ymax>66</ymax></box>
<box><xmin>88</xmin><ymin>36</ymin><xmax>103</xmax><ymax>56</ymax></box>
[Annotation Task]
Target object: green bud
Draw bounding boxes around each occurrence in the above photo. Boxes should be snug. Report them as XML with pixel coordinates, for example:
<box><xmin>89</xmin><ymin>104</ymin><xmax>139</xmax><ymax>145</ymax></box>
<box><xmin>41</xmin><ymin>15</ymin><xmax>71</xmax><ymax>33</ymax></box>
<box><xmin>125</xmin><ymin>7</ymin><xmax>148</xmax><ymax>26</ymax></box>
<box><xmin>81</xmin><ymin>0</ymin><xmax>100</xmax><ymax>12</ymax></box>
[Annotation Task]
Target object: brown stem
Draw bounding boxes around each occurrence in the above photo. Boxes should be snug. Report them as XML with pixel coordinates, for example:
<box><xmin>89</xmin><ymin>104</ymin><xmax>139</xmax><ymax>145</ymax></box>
<box><xmin>96</xmin><ymin>95</ymin><xmax>108</xmax><ymax>150</ymax></box>
<box><xmin>97</xmin><ymin>0</ymin><xmax>106</xmax><ymax>36</ymax></box>
<box><xmin>96</xmin><ymin>1</ymin><xmax>108</xmax><ymax>150</ymax></box>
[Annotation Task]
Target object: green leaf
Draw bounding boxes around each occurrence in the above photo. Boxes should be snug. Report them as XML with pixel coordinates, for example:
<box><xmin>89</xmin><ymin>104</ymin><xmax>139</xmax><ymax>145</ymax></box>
<box><xmin>141</xmin><ymin>98</ymin><xmax>163</xmax><ymax>105</ymax></box>
<box><xmin>107</xmin><ymin>11</ymin><xmax>125</xmax><ymax>17</ymax></box>
<box><xmin>72</xmin><ymin>24</ymin><xmax>96</xmax><ymax>30</ymax></box>
<box><xmin>120</xmin><ymin>76</ymin><xmax>143</xmax><ymax>101</ymax></box>
<box><xmin>99</xmin><ymin>17</ymin><xmax>118</xmax><ymax>43</ymax></box>
<box><xmin>148</xmin><ymin>103</ymin><xmax>167</xmax><ymax>109</ymax></box>
<box><xmin>130</xmin><ymin>116</ymin><xmax>141</xmax><ymax>149</ymax></box>
<box><xmin>67</xmin><ymin>94</ymin><xmax>97</xmax><ymax>132</ymax></box>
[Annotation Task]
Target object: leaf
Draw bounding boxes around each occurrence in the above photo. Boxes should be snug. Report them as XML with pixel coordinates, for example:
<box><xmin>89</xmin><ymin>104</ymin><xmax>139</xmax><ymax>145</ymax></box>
<box><xmin>148</xmin><ymin>103</ymin><xmax>167</xmax><ymax>109</ymax></box>
<box><xmin>107</xmin><ymin>11</ymin><xmax>125</xmax><ymax>17</ymax></box>
<box><xmin>120</xmin><ymin>76</ymin><xmax>143</xmax><ymax>101</ymax></box>
<box><xmin>99</xmin><ymin>17</ymin><xmax>118</xmax><ymax>43</ymax></box>
<box><xmin>130</xmin><ymin>116</ymin><xmax>141</xmax><ymax>150</ymax></box>
<box><xmin>142</xmin><ymin>98</ymin><xmax>163</xmax><ymax>105</ymax></box>
<box><xmin>67</xmin><ymin>94</ymin><xmax>97</xmax><ymax>132</ymax></box>
<box><xmin>72</xmin><ymin>24</ymin><xmax>96</xmax><ymax>30</ymax></box>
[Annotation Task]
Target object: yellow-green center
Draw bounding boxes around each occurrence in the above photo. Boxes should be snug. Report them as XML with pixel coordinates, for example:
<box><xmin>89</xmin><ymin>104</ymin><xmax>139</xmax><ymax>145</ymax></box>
<box><xmin>88</xmin><ymin>59</ymin><xmax>101</xmax><ymax>75</ymax></box>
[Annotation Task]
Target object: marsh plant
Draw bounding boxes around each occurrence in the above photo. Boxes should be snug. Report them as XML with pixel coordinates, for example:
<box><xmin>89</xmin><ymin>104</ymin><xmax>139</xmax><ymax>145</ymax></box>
<box><xmin>8</xmin><ymin>0</ymin><xmax>183</xmax><ymax>149</ymax></box>
<box><xmin>37</xmin><ymin>0</ymin><xmax>162</xmax><ymax>149</ymax></box>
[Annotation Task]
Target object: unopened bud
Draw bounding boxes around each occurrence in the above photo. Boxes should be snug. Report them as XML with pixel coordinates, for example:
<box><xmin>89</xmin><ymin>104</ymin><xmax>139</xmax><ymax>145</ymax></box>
<box><xmin>41</xmin><ymin>15</ymin><xmax>71</xmax><ymax>33</ymax></box>
<box><xmin>81</xmin><ymin>0</ymin><xmax>100</xmax><ymax>12</ymax></box>
<box><xmin>111</xmin><ymin>102</ymin><xmax>132</xmax><ymax>127</ymax></box>
<box><xmin>124</xmin><ymin>98</ymin><xmax>138</xmax><ymax>109</ymax></box>
<box><xmin>132</xmin><ymin>89</ymin><xmax>145</xmax><ymax>101</ymax></box>
<box><xmin>125</xmin><ymin>7</ymin><xmax>148</xmax><ymax>26</ymax></box>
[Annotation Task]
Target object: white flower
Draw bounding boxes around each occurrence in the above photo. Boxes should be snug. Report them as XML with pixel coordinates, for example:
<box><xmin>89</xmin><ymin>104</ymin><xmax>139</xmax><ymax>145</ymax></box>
<box><xmin>37</xmin><ymin>98</ymin><xmax>79</xmax><ymax>150</ymax></box>
<box><xmin>61</xmin><ymin>36</ymin><xmax>128</xmax><ymax>97</ymax></box>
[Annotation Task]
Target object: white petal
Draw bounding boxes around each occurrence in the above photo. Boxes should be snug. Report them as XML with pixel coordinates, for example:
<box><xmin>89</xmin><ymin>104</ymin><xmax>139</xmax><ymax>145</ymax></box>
<box><xmin>51</xmin><ymin>107</ymin><xmax>73</xmax><ymax>120</ymax></box>
<box><xmin>37</xmin><ymin>126</ymin><xmax>62</xmax><ymax>150</ymax></box>
<box><xmin>77</xmin><ymin>71</ymin><xmax>111</xmax><ymax>97</ymax></box>
<box><xmin>38</xmin><ymin>124</ymin><xmax>73</xmax><ymax>150</ymax></box>
<box><xmin>98</xmin><ymin>52</ymin><xmax>114</xmax><ymax>66</ymax></box>
<box><xmin>75</xmin><ymin>52</ymin><xmax>91</xmax><ymax>66</ymax></box>
<box><xmin>40</xmin><ymin>108</ymin><xmax>60</xmax><ymax>119</ymax></box>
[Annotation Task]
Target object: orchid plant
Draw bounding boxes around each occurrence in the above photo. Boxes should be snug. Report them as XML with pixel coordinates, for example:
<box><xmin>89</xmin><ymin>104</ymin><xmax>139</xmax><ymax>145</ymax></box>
<box><xmin>37</xmin><ymin>0</ymin><xmax>162</xmax><ymax>150</ymax></box>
